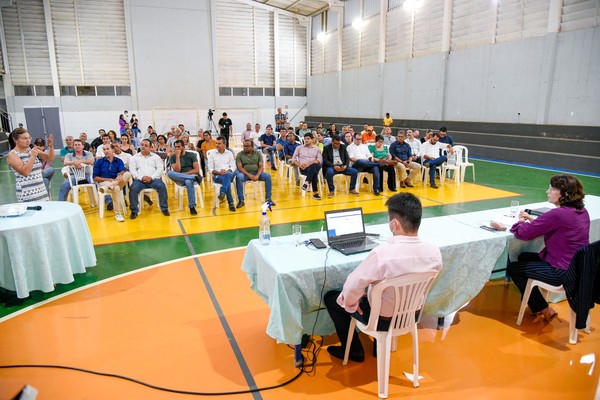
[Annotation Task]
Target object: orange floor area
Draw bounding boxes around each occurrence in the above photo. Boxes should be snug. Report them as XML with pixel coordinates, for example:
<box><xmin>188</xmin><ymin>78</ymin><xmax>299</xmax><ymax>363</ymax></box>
<box><xmin>0</xmin><ymin>249</ymin><xmax>598</xmax><ymax>399</ymax></box>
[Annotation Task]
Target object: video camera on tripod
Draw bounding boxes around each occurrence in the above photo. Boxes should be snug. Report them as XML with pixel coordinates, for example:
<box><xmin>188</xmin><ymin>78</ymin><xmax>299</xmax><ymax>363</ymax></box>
<box><xmin>207</xmin><ymin>109</ymin><xmax>214</xmax><ymax>119</ymax></box>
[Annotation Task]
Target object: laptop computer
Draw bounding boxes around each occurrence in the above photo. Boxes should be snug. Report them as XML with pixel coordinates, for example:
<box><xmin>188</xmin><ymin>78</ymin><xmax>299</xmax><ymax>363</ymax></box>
<box><xmin>325</xmin><ymin>208</ymin><xmax>379</xmax><ymax>255</ymax></box>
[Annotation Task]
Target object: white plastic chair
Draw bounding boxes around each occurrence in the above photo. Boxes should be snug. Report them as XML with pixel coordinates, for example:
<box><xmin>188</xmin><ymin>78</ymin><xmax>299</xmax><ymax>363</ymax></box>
<box><xmin>299</xmin><ymin>173</ymin><xmax>323</xmax><ymax>197</ymax></box>
<box><xmin>343</xmin><ymin>272</ymin><xmax>439</xmax><ymax>398</ymax></box>
<box><xmin>332</xmin><ymin>173</ymin><xmax>349</xmax><ymax>194</ymax></box>
<box><xmin>420</xmin><ymin>160</ymin><xmax>443</xmax><ymax>187</ymax></box>
<box><xmin>137</xmin><ymin>188</ymin><xmax>158</xmax><ymax>215</ymax></box>
<box><xmin>453</xmin><ymin>145</ymin><xmax>475</xmax><ymax>182</ymax></box>
<box><xmin>243</xmin><ymin>179</ymin><xmax>264</xmax><ymax>201</ymax></box>
<box><xmin>356</xmin><ymin>171</ymin><xmax>373</xmax><ymax>193</ymax></box>
<box><xmin>440</xmin><ymin>147</ymin><xmax>461</xmax><ymax>186</ymax></box>
<box><xmin>174</xmin><ymin>150</ymin><xmax>205</xmax><ymax>210</ymax></box>
<box><xmin>98</xmin><ymin>186</ymin><xmax>127</xmax><ymax>218</ymax></box>
<box><xmin>516</xmin><ymin>279</ymin><xmax>591</xmax><ymax>345</ymax></box>
<box><xmin>67</xmin><ymin>165</ymin><xmax>98</xmax><ymax>207</ymax></box>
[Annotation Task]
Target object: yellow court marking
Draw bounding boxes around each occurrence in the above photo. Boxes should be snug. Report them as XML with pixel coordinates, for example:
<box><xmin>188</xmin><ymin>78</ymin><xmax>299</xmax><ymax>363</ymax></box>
<box><xmin>86</xmin><ymin>178</ymin><xmax>518</xmax><ymax>245</ymax></box>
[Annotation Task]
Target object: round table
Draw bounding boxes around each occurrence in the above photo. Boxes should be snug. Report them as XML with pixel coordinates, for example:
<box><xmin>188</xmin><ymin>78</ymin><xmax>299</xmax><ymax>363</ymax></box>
<box><xmin>0</xmin><ymin>201</ymin><xmax>96</xmax><ymax>298</ymax></box>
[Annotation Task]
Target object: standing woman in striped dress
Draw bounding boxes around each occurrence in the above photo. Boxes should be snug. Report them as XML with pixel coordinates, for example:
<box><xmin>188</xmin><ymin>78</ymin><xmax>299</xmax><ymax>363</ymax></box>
<box><xmin>7</xmin><ymin>128</ymin><xmax>55</xmax><ymax>202</ymax></box>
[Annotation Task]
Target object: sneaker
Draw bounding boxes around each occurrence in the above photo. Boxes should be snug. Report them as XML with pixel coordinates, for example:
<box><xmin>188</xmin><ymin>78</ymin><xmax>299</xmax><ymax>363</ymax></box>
<box><xmin>349</xmin><ymin>189</ymin><xmax>359</xmax><ymax>196</ymax></box>
<box><xmin>296</xmin><ymin>180</ymin><xmax>300</xmax><ymax>186</ymax></box>
<box><xmin>190</xmin><ymin>206</ymin><xmax>198</xmax><ymax>215</ymax></box>
<box><xmin>115</xmin><ymin>212</ymin><xmax>124</xmax><ymax>222</ymax></box>
<box><xmin>107</xmin><ymin>202</ymin><xmax>114</xmax><ymax>211</ymax></box>
<box><xmin>194</xmin><ymin>175</ymin><xmax>202</xmax><ymax>185</ymax></box>
<box><xmin>236</xmin><ymin>201</ymin><xmax>245</xmax><ymax>209</ymax></box>
<box><xmin>130</xmin><ymin>211</ymin><xmax>138</xmax><ymax>220</ymax></box>
<box><xmin>144</xmin><ymin>194</ymin><xmax>153</xmax><ymax>205</ymax></box>
<box><xmin>313</xmin><ymin>193</ymin><xmax>322</xmax><ymax>200</ymax></box>
<box><xmin>399</xmin><ymin>181</ymin><xmax>406</xmax><ymax>188</ymax></box>
<box><xmin>327</xmin><ymin>192</ymin><xmax>335</xmax><ymax>198</ymax></box>
<box><xmin>430</xmin><ymin>184</ymin><xmax>439</xmax><ymax>189</ymax></box>
<box><xmin>404</xmin><ymin>179</ymin><xmax>414</xmax><ymax>188</ymax></box>
<box><xmin>301</xmin><ymin>183</ymin><xmax>309</xmax><ymax>191</ymax></box>
<box><xmin>271</xmin><ymin>166</ymin><xmax>278</xmax><ymax>171</ymax></box>
<box><xmin>229</xmin><ymin>204</ymin><xmax>236</xmax><ymax>212</ymax></box>
<box><xmin>218</xmin><ymin>192</ymin><xmax>226</xmax><ymax>203</ymax></box>
<box><xmin>162</xmin><ymin>210</ymin><xmax>170</xmax><ymax>216</ymax></box>
<box><xmin>374</xmin><ymin>191</ymin><xmax>381</xmax><ymax>196</ymax></box>
<box><xmin>266</xmin><ymin>199</ymin><xmax>276</xmax><ymax>206</ymax></box>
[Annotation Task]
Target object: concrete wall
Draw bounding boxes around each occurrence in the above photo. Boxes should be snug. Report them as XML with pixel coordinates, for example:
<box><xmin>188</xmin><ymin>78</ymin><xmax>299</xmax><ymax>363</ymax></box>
<box><xmin>308</xmin><ymin>26</ymin><xmax>600</xmax><ymax>127</ymax></box>
<box><xmin>2</xmin><ymin>0</ymin><xmax>308</xmax><ymax>140</ymax></box>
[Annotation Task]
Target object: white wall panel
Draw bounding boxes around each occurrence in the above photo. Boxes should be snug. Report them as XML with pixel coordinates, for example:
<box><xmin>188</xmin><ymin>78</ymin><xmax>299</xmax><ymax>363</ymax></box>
<box><xmin>342</xmin><ymin>27</ymin><xmax>360</xmax><ymax>69</ymax></box>
<box><xmin>2</xmin><ymin>0</ymin><xmax>52</xmax><ymax>85</ymax></box>
<box><xmin>311</xmin><ymin>38</ymin><xmax>324</xmax><ymax>75</ymax></box>
<box><xmin>50</xmin><ymin>0</ymin><xmax>129</xmax><ymax>86</ymax></box>
<box><xmin>324</xmin><ymin>30</ymin><xmax>340</xmax><ymax>73</ymax></box>
<box><xmin>412</xmin><ymin>0</ymin><xmax>444</xmax><ymax>57</ymax></box>
<box><xmin>450</xmin><ymin>0</ymin><xmax>497</xmax><ymax>50</ymax></box>
<box><xmin>561</xmin><ymin>0</ymin><xmax>600</xmax><ymax>31</ymax></box>
<box><xmin>385</xmin><ymin>6</ymin><xmax>412</xmax><ymax>61</ymax></box>
<box><xmin>360</xmin><ymin>16</ymin><xmax>379</xmax><ymax>66</ymax></box>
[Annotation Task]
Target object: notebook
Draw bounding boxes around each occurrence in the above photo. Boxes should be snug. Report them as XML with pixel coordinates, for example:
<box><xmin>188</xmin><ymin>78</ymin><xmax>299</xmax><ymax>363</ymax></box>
<box><xmin>324</xmin><ymin>208</ymin><xmax>379</xmax><ymax>255</ymax></box>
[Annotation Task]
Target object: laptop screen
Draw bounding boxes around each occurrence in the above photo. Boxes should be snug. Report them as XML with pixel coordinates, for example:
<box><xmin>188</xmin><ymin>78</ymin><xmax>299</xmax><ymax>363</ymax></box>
<box><xmin>325</xmin><ymin>208</ymin><xmax>366</xmax><ymax>242</ymax></box>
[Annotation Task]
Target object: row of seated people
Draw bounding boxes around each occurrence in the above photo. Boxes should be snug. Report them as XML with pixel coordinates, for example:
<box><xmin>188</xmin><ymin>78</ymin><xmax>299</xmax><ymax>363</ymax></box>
<box><xmin>55</xmin><ymin>137</ymin><xmax>277</xmax><ymax>220</ymax></box>
<box><xmin>255</xmin><ymin>128</ymin><xmax>454</xmax><ymax>198</ymax></box>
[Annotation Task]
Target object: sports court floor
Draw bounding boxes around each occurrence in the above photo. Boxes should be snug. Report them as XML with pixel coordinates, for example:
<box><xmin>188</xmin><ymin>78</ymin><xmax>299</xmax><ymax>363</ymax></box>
<box><xmin>0</xmin><ymin>157</ymin><xmax>599</xmax><ymax>399</ymax></box>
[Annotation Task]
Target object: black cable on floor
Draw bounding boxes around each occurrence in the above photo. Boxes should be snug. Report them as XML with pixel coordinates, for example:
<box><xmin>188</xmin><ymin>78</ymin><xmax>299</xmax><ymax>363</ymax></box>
<box><xmin>0</xmin><ymin>363</ymin><xmax>303</xmax><ymax>396</ymax></box>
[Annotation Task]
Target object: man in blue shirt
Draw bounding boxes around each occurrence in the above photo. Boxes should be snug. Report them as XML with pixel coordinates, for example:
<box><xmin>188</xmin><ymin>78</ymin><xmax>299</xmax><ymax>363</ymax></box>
<box><xmin>259</xmin><ymin>125</ymin><xmax>277</xmax><ymax>171</ymax></box>
<box><xmin>389</xmin><ymin>131</ymin><xmax>421</xmax><ymax>188</ymax></box>
<box><xmin>275</xmin><ymin>133</ymin><xmax>289</xmax><ymax>162</ymax></box>
<box><xmin>283</xmin><ymin>132</ymin><xmax>301</xmax><ymax>185</ymax></box>
<box><xmin>93</xmin><ymin>143</ymin><xmax>131</xmax><ymax>222</ymax></box>
<box><xmin>438</xmin><ymin>126</ymin><xmax>454</xmax><ymax>146</ymax></box>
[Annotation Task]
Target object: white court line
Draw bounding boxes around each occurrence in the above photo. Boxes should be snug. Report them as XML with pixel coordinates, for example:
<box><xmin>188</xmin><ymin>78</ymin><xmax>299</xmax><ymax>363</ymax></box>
<box><xmin>0</xmin><ymin>246</ymin><xmax>248</xmax><ymax>323</ymax></box>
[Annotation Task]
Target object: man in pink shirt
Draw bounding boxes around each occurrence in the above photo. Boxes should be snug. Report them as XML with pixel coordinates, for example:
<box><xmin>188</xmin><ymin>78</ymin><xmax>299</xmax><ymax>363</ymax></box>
<box><xmin>324</xmin><ymin>193</ymin><xmax>443</xmax><ymax>362</ymax></box>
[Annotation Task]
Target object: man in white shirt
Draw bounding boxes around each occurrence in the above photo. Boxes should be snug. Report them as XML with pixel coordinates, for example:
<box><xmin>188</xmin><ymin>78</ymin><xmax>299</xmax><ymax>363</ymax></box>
<box><xmin>324</xmin><ymin>193</ymin><xmax>442</xmax><ymax>362</ymax></box>
<box><xmin>421</xmin><ymin>132</ymin><xmax>454</xmax><ymax>189</ymax></box>
<box><xmin>252</xmin><ymin>123</ymin><xmax>263</xmax><ymax>148</ymax></box>
<box><xmin>346</xmin><ymin>133</ymin><xmax>382</xmax><ymax>195</ymax></box>
<box><xmin>209</xmin><ymin>136</ymin><xmax>237</xmax><ymax>212</ymax></box>
<box><xmin>128</xmin><ymin>139</ymin><xmax>169</xmax><ymax>219</ymax></box>
<box><xmin>406</xmin><ymin>130</ymin><xmax>421</xmax><ymax>164</ymax></box>
<box><xmin>94</xmin><ymin>134</ymin><xmax>112</xmax><ymax>159</ymax></box>
<box><xmin>112</xmin><ymin>142</ymin><xmax>133</xmax><ymax>170</ymax></box>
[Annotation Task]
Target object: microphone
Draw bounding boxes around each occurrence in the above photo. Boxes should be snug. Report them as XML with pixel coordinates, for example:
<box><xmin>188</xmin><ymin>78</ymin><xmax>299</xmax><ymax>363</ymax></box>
<box><xmin>26</xmin><ymin>206</ymin><xmax>42</xmax><ymax>211</ymax></box>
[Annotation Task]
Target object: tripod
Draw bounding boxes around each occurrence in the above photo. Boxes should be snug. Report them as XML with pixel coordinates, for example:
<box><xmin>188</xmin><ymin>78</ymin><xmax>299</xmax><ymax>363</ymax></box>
<box><xmin>206</xmin><ymin>114</ymin><xmax>218</xmax><ymax>135</ymax></box>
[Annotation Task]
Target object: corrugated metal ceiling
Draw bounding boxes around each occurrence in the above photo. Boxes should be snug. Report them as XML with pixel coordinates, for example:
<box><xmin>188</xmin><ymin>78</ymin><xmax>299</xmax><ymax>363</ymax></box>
<box><xmin>251</xmin><ymin>0</ymin><xmax>330</xmax><ymax>16</ymax></box>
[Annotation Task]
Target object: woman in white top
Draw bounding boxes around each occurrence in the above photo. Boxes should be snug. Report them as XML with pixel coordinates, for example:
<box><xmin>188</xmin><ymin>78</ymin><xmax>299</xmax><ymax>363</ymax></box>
<box><xmin>7</xmin><ymin>128</ymin><xmax>55</xmax><ymax>202</ymax></box>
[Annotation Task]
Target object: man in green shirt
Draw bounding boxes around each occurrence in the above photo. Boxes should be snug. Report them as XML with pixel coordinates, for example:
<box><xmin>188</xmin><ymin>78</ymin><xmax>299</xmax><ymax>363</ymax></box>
<box><xmin>235</xmin><ymin>139</ymin><xmax>276</xmax><ymax>209</ymax></box>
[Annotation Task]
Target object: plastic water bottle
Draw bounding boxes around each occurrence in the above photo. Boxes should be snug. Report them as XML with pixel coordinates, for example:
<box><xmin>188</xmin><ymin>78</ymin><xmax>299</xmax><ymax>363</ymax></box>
<box><xmin>259</xmin><ymin>212</ymin><xmax>271</xmax><ymax>245</ymax></box>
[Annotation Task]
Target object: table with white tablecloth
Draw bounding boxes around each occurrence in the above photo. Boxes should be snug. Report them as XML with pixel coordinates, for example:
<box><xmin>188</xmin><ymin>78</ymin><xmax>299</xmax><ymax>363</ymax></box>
<box><xmin>0</xmin><ymin>201</ymin><xmax>97</xmax><ymax>298</ymax></box>
<box><xmin>241</xmin><ymin>195</ymin><xmax>600</xmax><ymax>347</ymax></box>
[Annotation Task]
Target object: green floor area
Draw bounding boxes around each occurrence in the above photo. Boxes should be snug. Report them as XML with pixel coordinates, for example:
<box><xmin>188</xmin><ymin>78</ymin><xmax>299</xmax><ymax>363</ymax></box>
<box><xmin>1</xmin><ymin>156</ymin><xmax>599</xmax><ymax>318</ymax></box>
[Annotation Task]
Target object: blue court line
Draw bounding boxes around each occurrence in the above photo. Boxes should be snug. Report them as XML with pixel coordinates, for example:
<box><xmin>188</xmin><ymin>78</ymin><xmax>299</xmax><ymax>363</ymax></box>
<box><xmin>177</xmin><ymin>220</ymin><xmax>262</xmax><ymax>400</ymax></box>
<box><xmin>473</xmin><ymin>157</ymin><xmax>600</xmax><ymax>178</ymax></box>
